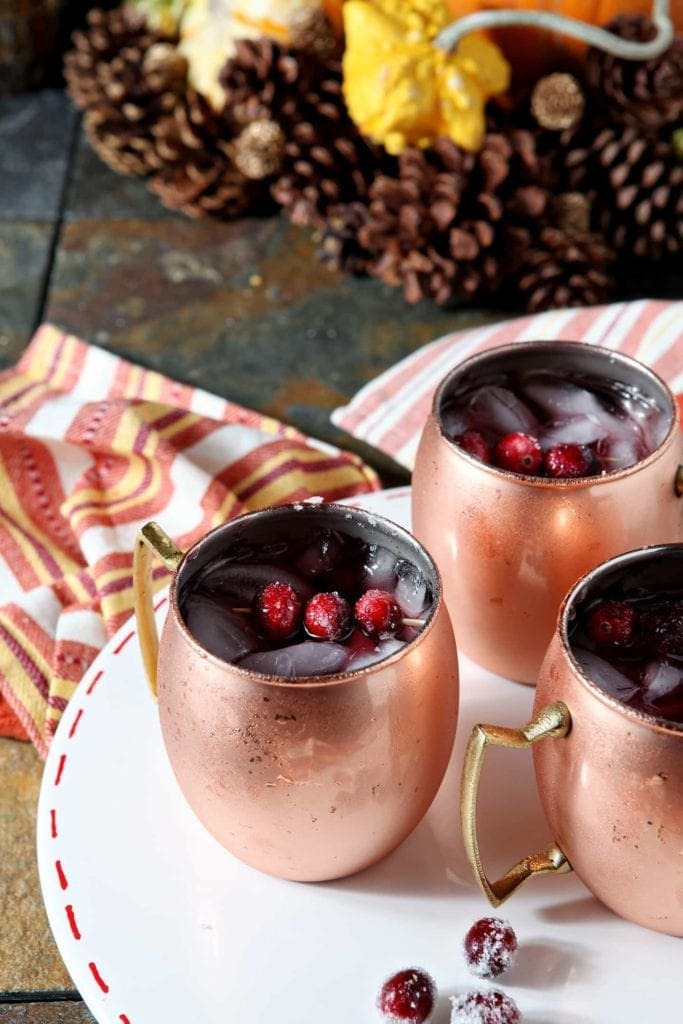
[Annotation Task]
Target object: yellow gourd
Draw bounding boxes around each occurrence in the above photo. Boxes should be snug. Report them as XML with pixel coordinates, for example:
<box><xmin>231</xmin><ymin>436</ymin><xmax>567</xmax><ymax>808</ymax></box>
<box><xmin>342</xmin><ymin>0</ymin><xmax>510</xmax><ymax>153</ymax></box>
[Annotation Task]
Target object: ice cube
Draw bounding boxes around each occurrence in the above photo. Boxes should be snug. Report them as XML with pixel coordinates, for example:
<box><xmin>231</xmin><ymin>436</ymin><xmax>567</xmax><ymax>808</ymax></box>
<box><xmin>636</xmin><ymin>405</ymin><xmax>670</xmax><ymax>453</ymax></box>
<box><xmin>297</xmin><ymin>530</ymin><xmax>344</xmax><ymax>578</ymax></box>
<box><xmin>574</xmin><ymin>648</ymin><xmax>640</xmax><ymax>703</ymax></box>
<box><xmin>346</xmin><ymin>629</ymin><xmax>380</xmax><ymax>670</ymax></box>
<box><xmin>363</xmin><ymin>544</ymin><xmax>398</xmax><ymax>590</ymax></box>
<box><xmin>196</xmin><ymin>562</ymin><xmax>314</xmax><ymax>605</ymax></box>
<box><xmin>467</xmin><ymin>386</ymin><xmax>539</xmax><ymax>437</ymax></box>
<box><xmin>441</xmin><ymin>404</ymin><xmax>470</xmax><ymax>441</ymax></box>
<box><xmin>394</xmin><ymin>559</ymin><xmax>429</xmax><ymax>617</ymax></box>
<box><xmin>238</xmin><ymin>641</ymin><xmax>349</xmax><ymax>678</ymax></box>
<box><xmin>599</xmin><ymin>434</ymin><xmax>645</xmax><ymax>471</ymax></box>
<box><xmin>346</xmin><ymin>634</ymin><xmax>405</xmax><ymax>670</ymax></box>
<box><xmin>375</xmin><ymin>638</ymin><xmax>405</xmax><ymax>660</ymax></box>
<box><xmin>539</xmin><ymin>415</ymin><xmax>606</xmax><ymax>449</ymax></box>
<box><xmin>641</xmin><ymin>660</ymin><xmax>683</xmax><ymax>704</ymax></box>
<box><xmin>523</xmin><ymin>378</ymin><xmax>611</xmax><ymax>421</ymax></box>
<box><xmin>182</xmin><ymin>594</ymin><xmax>259</xmax><ymax>663</ymax></box>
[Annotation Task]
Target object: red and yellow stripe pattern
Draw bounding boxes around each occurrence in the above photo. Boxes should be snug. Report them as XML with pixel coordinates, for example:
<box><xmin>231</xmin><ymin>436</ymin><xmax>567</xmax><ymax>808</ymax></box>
<box><xmin>0</xmin><ymin>325</ymin><xmax>379</xmax><ymax>755</ymax></box>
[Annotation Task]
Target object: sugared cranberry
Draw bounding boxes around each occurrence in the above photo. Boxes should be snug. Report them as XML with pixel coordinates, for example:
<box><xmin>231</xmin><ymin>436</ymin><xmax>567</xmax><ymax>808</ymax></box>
<box><xmin>586</xmin><ymin>600</ymin><xmax>637</xmax><ymax>648</ymax></box>
<box><xmin>494</xmin><ymin>433</ymin><xmax>542</xmax><ymax>475</ymax></box>
<box><xmin>463</xmin><ymin>917</ymin><xmax>518</xmax><ymax>978</ymax></box>
<box><xmin>454</xmin><ymin>430</ymin><xmax>491</xmax><ymax>464</ymax></box>
<box><xmin>377</xmin><ymin>967</ymin><xmax>436</xmax><ymax>1024</ymax></box>
<box><xmin>354</xmin><ymin>589</ymin><xmax>403</xmax><ymax>638</ymax></box>
<box><xmin>450</xmin><ymin>989</ymin><xmax>520</xmax><ymax>1024</ymax></box>
<box><xmin>304</xmin><ymin>591</ymin><xmax>352</xmax><ymax>641</ymax></box>
<box><xmin>543</xmin><ymin>443</ymin><xmax>594</xmax><ymax>479</ymax></box>
<box><xmin>253</xmin><ymin>581</ymin><xmax>303</xmax><ymax>640</ymax></box>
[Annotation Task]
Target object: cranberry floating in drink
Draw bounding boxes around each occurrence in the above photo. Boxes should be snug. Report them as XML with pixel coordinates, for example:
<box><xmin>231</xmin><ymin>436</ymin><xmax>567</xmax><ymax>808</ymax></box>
<box><xmin>412</xmin><ymin>341</ymin><xmax>683</xmax><ymax>683</ymax></box>
<box><xmin>178</xmin><ymin>519</ymin><xmax>433</xmax><ymax>678</ymax></box>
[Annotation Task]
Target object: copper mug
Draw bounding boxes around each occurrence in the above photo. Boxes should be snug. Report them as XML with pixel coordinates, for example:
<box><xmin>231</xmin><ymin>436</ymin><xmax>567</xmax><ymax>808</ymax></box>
<box><xmin>133</xmin><ymin>503</ymin><xmax>459</xmax><ymax>882</ymax></box>
<box><xmin>412</xmin><ymin>341</ymin><xmax>683</xmax><ymax>684</ymax></box>
<box><xmin>461</xmin><ymin>543</ymin><xmax>683</xmax><ymax>936</ymax></box>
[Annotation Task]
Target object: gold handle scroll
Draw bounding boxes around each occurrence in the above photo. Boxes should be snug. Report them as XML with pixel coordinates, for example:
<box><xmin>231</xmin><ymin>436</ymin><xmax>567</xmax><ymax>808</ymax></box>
<box><xmin>460</xmin><ymin>701</ymin><xmax>573</xmax><ymax>907</ymax></box>
<box><xmin>133</xmin><ymin>522</ymin><xmax>184</xmax><ymax>698</ymax></box>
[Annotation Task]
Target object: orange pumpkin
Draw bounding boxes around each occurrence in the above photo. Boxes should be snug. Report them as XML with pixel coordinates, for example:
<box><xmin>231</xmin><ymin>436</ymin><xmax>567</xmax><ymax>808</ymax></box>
<box><xmin>446</xmin><ymin>0</ymin><xmax>683</xmax><ymax>84</ymax></box>
<box><xmin>324</xmin><ymin>0</ymin><xmax>346</xmax><ymax>36</ymax></box>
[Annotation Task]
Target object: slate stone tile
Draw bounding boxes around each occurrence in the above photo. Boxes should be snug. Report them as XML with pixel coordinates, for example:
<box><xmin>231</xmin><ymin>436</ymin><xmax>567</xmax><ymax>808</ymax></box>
<box><xmin>0</xmin><ymin>739</ymin><xmax>75</xmax><ymax>994</ymax></box>
<box><xmin>43</xmin><ymin>213</ymin><xmax>501</xmax><ymax>475</ymax></box>
<box><xmin>0</xmin><ymin>92</ymin><xmax>77</xmax><ymax>220</ymax></box>
<box><xmin>64</xmin><ymin>130</ymin><xmax>173</xmax><ymax>222</ymax></box>
<box><xmin>0</xmin><ymin>221</ymin><xmax>55</xmax><ymax>367</ymax></box>
<box><xmin>0</xmin><ymin>1004</ymin><xmax>94</xmax><ymax>1023</ymax></box>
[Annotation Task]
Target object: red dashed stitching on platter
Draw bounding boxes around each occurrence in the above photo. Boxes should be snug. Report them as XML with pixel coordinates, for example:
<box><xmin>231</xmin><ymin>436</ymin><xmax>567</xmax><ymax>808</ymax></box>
<box><xmin>113</xmin><ymin>630</ymin><xmax>135</xmax><ymax>655</ymax></box>
<box><xmin>54</xmin><ymin>753</ymin><xmax>66</xmax><ymax>786</ymax></box>
<box><xmin>68</xmin><ymin>708</ymin><xmax>84</xmax><ymax>739</ymax></box>
<box><xmin>154</xmin><ymin>596</ymin><xmax>168</xmax><ymax>612</ymax></box>
<box><xmin>49</xmin><ymin>663</ymin><xmax>131</xmax><ymax>1021</ymax></box>
<box><xmin>66</xmin><ymin>904</ymin><xmax>81</xmax><ymax>940</ymax></box>
<box><xmin>86</xmin><ymin>669</ymin><xmax>103</xmax><ymax>695</ymax></box>
<box><xmin>55</xmin><ymin>860</ymin><xmax>68</xmax><ymax>890</ymax></box>
<box><xmin>88</xmin><ymin>961</ymin><xmax>110</xmax><ymax>993</ymax></box>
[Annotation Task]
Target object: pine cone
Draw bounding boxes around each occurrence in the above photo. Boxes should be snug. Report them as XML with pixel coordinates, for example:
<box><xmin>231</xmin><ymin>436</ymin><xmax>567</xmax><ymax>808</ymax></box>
<box><xmin>359</xmin><ymin>132</ymin><xmax>552</xmax><ymax>306</ymax></box>
<box><xmin>564</xmin><ymin>126</ymin><xmax>683</xmax><ymax>260</ymax></box>
<box><xmin>219</xmin><ymin>37</ymin><xmax>318</xmax><ymax>128</ymax></box>
<box><xmin>317</xmin><ymin>202</ymin><xmax>371</xmax><ymax>275</ymax></box>
<box><xmin>515</xmin><ymin>226</ymin><xmax>615</xmax><ymax>312</ymax></box>
<box><xmin>220</xmin><ymin>38</ymin><xmax>388</xmax><ymax>226</ymax></box>
<box><xmin>64</xmin><ymin>7</ymin><xmax>186</xmax><ymax>177</ymax></box>
<box><xmin>586</xmin><ymin>15</ymin><xmax>683</xmax><ymax>132</ymax></box>
<box><xmin>147</xmin><ymin>90</ymin><xmax>263</xmax><ymax>219</ymax></box>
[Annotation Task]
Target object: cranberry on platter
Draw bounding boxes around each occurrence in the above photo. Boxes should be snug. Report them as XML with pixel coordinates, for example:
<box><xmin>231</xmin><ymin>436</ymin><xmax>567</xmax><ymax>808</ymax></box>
<box><xmin>463</xmin><ymin>917</ymin><xmax>518</xmax><ymax>979</ymax></box>
<box><xmin>377</xmin><ymin>967</ymin><xmax>436</xmax><ymax>1024</ymax></box>
<box><xmin>450</xmin><ymin>989</ymin><xmax>521</xmax><ymax>1024</ymax></box>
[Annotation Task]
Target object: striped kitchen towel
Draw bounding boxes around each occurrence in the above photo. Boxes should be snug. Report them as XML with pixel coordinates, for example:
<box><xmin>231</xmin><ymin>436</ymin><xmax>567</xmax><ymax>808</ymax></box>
<box><xmin>0</xmin><ymin>325</ymin><xmax>379</xmax><ymax>755</ymax></box>
<box><xmin>332</xmin><ymin>300</ymin><xmax>683</xmax><ymax>470</ymax></box>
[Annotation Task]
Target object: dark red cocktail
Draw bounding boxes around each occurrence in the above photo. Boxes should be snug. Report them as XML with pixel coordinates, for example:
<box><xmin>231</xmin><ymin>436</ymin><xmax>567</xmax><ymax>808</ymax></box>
<box><xmin>441</xmin><ymin>365</ymin><xmax>669</xmax><ymax>477</ymax></box>
<box><xmin>178</xmin><ymin>516</ymin><xmax>433</xmax><ymax>677</ymax></box>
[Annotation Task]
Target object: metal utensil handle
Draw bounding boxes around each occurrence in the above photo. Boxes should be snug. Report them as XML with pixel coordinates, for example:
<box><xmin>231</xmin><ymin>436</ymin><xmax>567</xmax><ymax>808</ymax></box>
<box><xmin>460</xmin><ymin>701</ymin><xmax>573</xmax><ymax>907</ymax></box>
<box><xmin>133</xmin><ymin>522</ymin><xmax>184</xmax><ymax>698</ymax></box>
<box><xmin>436</xmin><ymin>0</ymin><xmax>674</xmax><ymax>62</ymax></box>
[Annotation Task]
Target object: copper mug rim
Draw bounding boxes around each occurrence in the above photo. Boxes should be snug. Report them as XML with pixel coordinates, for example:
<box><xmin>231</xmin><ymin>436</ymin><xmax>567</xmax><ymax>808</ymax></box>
<box><xmin>431</xmin><ymin>339</ymin><xmax>680</xmax><ymax>488</ymax></box>
<box><xmin>557</xmin><ymin>541</ymin><xmax>683</xmax><ymax>737</ymax></box>
<box><xmin>166</xmin><ymin>501</ymin><xmax>445</xmax><ymax>689</ymax></box>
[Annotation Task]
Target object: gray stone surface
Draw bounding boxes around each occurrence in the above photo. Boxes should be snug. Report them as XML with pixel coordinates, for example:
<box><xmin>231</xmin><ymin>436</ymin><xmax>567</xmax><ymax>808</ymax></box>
<box><xmin>0</xmin><ymin>1004</ymin><xmax>94</xmax><ymax>1023</ymax></box>
<box><xmin>0</xmin><ymin>92</ymin><xmax>77</xmax><ymax>220</ymax></box>
<box><xmin>0</xmin><ymin>221</ymin><xmax>55</xmax><ymax>365</ymax></box>
<box><xmin>65</xmin><ymin>131</ymin><xmax>173</xmax><ymax>222</ymax></box>
<box><xmin>43</xmin><ymin>213</ymin><xmax>501</xmax><ymax>476</ymax></box>
<box><xmin>0</xmin><ymin>739</ymin><xmax>75</xmax><ymax>994</ymax></box>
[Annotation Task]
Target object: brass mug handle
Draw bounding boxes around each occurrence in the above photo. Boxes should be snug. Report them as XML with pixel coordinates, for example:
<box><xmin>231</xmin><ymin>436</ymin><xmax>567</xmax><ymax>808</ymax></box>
<box><xmin>460</xmin><ymin>701</ymin><xmax>573</xmax><ymax>907</ymax></box>
<box><xmin>133</xmin><ymin>522</ymin><xmax>185</xmax><ymax>698</ymax></box>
